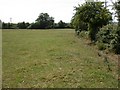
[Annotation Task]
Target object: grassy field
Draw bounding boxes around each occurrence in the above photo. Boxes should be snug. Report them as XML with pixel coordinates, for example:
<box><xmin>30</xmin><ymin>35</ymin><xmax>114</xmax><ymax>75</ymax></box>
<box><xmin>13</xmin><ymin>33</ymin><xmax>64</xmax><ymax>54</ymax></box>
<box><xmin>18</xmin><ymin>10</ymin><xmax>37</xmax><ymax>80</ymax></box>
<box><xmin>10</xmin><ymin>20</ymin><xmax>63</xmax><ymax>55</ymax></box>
<box><xmin>2</xmin><ymin>29</ymin><xmax>118</xmax><ymax>88</ymax></box>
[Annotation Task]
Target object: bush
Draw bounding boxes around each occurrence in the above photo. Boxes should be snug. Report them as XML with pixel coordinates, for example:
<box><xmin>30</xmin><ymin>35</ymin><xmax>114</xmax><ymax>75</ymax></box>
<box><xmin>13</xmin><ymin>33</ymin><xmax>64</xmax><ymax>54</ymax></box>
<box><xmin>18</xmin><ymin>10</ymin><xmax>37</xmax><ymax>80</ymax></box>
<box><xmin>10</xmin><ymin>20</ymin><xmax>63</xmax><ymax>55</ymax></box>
<box><xmin>96</xmin><ymin>24</ymin><xmax>120</xmax><ymax>54</ymax></box>
<box><xmin>79</xmin><ymin>31</ymin><xmax>89</xmax><ymax>39</ymax></box>
<box><xmin>109</xmin><ymin>28</ymin><xmax>120</xmax><ymax>54</ymax></box>
<box><xmin>97</xmin><ymin>24</ymin><xmax>117</xmax><ymax>44</ymax></box>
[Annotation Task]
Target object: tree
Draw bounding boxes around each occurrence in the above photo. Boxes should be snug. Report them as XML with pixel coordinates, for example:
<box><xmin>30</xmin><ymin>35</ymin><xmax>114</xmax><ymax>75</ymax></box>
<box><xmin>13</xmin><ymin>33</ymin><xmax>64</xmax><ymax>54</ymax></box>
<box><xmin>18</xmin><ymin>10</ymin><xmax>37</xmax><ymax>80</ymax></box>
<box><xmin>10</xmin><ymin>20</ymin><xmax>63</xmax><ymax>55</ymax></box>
<box><xmin>71</xmin><ymin>14</ymin><xmax>88</xmax><ymax>32</ymax></box>
<box><xmin>54</xmin><ymin>21</ymin><xmax>70</xmax><ymax>29</ymax></box>
<box><xmin>72</xmin><ymin>2</ymin><xmax>112</xmax><ymax>41</ymax></box>
<box><xmin>114</xmin><ymin>0</ymin><xmax>120</xmax><ymax>26</ymax></box>
<box><xmin>57</xmin><ymin>20</ymin><xmax>66</xmax><ymax>28</ymax></box>
<box><xmin>17</xmin><ymin>22</ymin><xmax>30</xmax><ymax>29</ymax></box>
<box><xmin>96</xmin><ymin>0</ymin><xmax>120</xmax><ymax>54</ymax></box>
<box><xmin>2</xmin><ymin>22</ymin><xmax>12</xmax><ymax>29</ymax></box>
<box><xmin>111</xmin><ymin>0</ymin><xmax>120</xmax><ymax>54</ymax></box>
<box><xmin>35</xmin><ymin>13</ymin><xmax>54</xmax><ymax>29</ymax></box>
<box><xmin>27</xmin><ymin>22</ymin><xmax>40</xmax><ymax>29</ymax></box>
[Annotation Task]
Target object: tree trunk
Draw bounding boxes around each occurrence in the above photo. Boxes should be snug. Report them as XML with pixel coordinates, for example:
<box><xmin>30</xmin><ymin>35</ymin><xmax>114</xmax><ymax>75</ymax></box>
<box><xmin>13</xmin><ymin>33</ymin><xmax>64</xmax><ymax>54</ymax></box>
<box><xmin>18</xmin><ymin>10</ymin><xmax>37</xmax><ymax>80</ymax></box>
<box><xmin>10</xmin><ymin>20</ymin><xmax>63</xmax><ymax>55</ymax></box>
<box><xmin>88</xmin><ymin>24</ymin><xmax>98</xmax><ymax>42</ymax></box>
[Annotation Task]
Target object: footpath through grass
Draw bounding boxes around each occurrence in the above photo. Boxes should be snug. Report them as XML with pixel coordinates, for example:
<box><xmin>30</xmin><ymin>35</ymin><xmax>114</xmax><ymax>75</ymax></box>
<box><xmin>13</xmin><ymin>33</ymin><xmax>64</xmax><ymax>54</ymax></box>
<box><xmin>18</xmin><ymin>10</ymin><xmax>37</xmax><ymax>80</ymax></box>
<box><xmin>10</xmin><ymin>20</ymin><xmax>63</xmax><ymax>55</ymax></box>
<box><xmin>2</xmin><ymin>29</ymin><xmax>118</xmax><ymax>88</ymax></box>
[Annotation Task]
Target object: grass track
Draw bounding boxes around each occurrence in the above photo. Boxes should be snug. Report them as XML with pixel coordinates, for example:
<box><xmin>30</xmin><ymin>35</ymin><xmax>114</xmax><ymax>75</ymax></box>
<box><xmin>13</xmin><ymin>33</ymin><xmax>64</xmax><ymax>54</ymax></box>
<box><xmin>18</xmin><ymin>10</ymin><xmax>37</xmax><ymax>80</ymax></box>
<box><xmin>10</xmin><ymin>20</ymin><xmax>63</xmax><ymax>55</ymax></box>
<box><xmin>2</xmin><ymin>29</ymin><xmax>118</xmax><ymax>88</ymax></box>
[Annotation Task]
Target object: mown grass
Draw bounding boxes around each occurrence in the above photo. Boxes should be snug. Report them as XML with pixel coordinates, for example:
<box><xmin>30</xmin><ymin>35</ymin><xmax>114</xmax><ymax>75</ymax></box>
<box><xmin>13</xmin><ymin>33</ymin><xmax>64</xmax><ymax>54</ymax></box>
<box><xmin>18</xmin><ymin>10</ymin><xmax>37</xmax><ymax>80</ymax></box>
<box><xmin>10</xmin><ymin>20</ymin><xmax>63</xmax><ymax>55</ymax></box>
<box><xmin>2</xmin><ymin>29</ymin><xmax>118</xmax><ymax>88</ymax></box>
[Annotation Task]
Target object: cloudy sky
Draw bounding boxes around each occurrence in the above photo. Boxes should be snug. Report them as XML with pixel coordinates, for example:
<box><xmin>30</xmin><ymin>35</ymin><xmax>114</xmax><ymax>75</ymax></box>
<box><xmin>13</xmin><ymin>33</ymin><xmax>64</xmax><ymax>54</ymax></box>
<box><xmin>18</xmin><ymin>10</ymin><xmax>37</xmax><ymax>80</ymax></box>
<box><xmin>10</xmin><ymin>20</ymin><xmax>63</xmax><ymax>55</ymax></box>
<box><xmin>0</xmin><ymin>0</ymin><xmax>116</xmax><ymax>23</ymax></box>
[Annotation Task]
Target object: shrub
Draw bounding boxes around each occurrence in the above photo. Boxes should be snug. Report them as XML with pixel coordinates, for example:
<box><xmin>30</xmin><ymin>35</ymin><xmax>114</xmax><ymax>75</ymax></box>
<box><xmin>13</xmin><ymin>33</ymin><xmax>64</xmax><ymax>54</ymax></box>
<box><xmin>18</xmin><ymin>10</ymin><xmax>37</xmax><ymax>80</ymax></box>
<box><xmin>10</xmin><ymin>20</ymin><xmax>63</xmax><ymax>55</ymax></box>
<box><xmin>109</xmin><ymin>28</ymin><xmax>120</xmax><ymax>54</ymax></box>
<box><xmin>79</xmin><ymin>31</ymin><xmax>89</xmax><ymax>39</ymax></box>
<box><xmin>97</xmin><ymin>24</ymin><xmax>117</xmax><ymax>44</ymax></box>
<box><xmin>96</xmin><ymin>24</ymin><xmax>119</xmax><ymax>53</ymax></box>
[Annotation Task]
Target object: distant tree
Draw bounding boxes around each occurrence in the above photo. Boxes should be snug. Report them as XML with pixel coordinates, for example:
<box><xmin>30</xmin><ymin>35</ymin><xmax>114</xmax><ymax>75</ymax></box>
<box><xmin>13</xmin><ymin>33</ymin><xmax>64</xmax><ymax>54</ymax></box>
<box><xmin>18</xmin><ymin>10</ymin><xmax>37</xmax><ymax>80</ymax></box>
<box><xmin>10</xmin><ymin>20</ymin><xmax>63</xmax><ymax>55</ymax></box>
<box><xmin>57</xmin><ymin>20</ymin><xmax>66</xmax><ymax>28</ymax></box>
<box><xmin>17</xmin><ymin>22</ymin><xmax>30</xmax><ymax>29</ymax></box>
<box><xmin>73</xmin><ymin>2</ymin><xmax>112</xmax><ymax>41</ymax></box>
<box><xmin>53</xmin><ymin>23</ymin><xmax>58</xmax><ymax>28</ymax></box>
<box><xmin>65</xmin><ymin>23</ymin><xmax>71</xmax><ymax>28</ymax></box>
<box><xmin>27</xmin><ymin>22</ymin><xmax>40</xmax><ymax>29</ymax></box>
<box><xmin>35</xmin><ymin>13</ymin><xmax>54</xmax><ymax>29</ymax></box>
<box><xmin>2</xmin><ymin>22</ymin><xmax>6</xmax><ymax>29</ymax></box>
<box><xmin>2</xmin><ymin>22</ymin><xmax>12</xmax><ymax>29</ymax></box>
<box><xmin>54</xmin><ymin>21</ymin><xmax>70</xmax><ymax>29</ymax></box>
<box><xmin>11</xmin><ymin>23</ymin><xmax>18</xmax><ymax>29</ymax></box>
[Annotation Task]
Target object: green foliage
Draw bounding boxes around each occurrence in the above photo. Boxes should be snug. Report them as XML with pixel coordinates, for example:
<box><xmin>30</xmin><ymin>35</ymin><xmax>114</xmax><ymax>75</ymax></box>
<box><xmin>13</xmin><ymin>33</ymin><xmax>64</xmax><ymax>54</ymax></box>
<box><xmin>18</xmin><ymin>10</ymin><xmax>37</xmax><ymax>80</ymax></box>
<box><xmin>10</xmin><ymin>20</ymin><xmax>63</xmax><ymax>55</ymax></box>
<box><xmin>17</xmin><ymin>22</ymin><xmax>30</xmax><ymax>29</ymax></box>
<box><xmin>2</xmin><ymin>22</ymin><xmax>18</xmax><ymax>29</ymax></box>
<box><xmin>71</xmin><ymin>15</ymin><xmax>88</xmax><ymax>31</ymax></box>
<box><xmin>79</xmin><ymin>31</ymin><xmax>89</xmax><ymax>39</ymax></box>
<box><xmin>97</xmin><ymin>24</ymin><xmax>120</xmax><ymax>54</ymax></box>
<box><xmin>28</xmin><ymin>13</ymin><xmax>71</xmax><ymax>29</ymax></box>
<box><xmin>27</xmin><ymin>22</ymin><xmax>40</xmax><ymax>29</ymax></box>
<box><xmin>2</xmin><ymin>22</ymin><xmax>12</xmax><ymax>29</ymax></box>
<box><xmin>72</xmin><ymin>1</ymin><xmax>112</xmax><ymax>41</ymax></box>
<box><xmin>54</xmin><ymin>21</ymin><xmax>71</xmax><ymax>29</ymax></box>
<box><xmin>35</xmin><ymin>13</ymin><xmax>54</xmax><ymax>29</ymax></box>
<box><xmin>2</xmin><ymin>12</ymin><xmax>71</xmax><ymax>29</ymax></box>
<box><xmin>114</xmin><ymin>1</ymin><xmax>120</xmax><ymax>25</ymax></box>
<box><xmin>97</xmin><ymin>24</ymin><xmax>116</xmax><ymax>44</ymax></box>
<box><xmin>57</xmin><ymin>20</ymin><xmax>66</xmax><ymax>28</ymax></box>
<box><xmin>109</xmin><ymin>28</ymin><xmax>120</xmax><ymax>54</ymax></box>
<box><xmin>76</xmin><ymin>2</ymin><xmax>112</xmax><ymax>26</ymax></box>
<box><xmin>111</xmin><ymin>0</ymin><xmax>120</xmax><ymax>54</ymax></box>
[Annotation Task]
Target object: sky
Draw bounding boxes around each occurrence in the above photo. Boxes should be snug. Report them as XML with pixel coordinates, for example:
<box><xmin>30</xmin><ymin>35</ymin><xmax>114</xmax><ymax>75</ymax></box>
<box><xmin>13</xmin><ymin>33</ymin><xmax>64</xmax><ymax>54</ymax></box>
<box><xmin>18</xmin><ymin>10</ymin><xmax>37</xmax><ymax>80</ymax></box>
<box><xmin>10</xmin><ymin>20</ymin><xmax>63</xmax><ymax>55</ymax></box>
<box><xmin>0</xmin><ymin>0</ymin><xmax>117</xmax><ymax>23</ymax></box>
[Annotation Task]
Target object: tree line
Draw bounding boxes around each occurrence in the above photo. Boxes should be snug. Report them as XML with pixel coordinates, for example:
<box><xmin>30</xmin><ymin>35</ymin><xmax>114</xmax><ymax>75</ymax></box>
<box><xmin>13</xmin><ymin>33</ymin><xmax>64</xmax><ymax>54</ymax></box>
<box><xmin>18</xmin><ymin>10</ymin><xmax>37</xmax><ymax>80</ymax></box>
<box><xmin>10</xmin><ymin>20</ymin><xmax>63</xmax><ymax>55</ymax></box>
<box><xmin>71</xmin><ymin>0</ymin><xmax>120</xmax><ymax>54</ymax></box>
<box><xmin>2</xmin><ymin>13</ymin><xmax>71</xmax><ymax>29</ymax></box>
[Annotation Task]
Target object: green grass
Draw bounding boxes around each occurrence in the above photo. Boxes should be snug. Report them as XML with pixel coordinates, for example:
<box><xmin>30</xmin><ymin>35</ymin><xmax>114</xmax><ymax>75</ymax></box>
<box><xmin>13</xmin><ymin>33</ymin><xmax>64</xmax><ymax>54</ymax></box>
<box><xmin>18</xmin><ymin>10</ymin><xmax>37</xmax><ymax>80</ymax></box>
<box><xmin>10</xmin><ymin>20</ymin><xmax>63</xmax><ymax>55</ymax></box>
<box><xmin>2</xmin><ymin>29</ymin><xmax>118</xmax><ymax>88</ymax></box>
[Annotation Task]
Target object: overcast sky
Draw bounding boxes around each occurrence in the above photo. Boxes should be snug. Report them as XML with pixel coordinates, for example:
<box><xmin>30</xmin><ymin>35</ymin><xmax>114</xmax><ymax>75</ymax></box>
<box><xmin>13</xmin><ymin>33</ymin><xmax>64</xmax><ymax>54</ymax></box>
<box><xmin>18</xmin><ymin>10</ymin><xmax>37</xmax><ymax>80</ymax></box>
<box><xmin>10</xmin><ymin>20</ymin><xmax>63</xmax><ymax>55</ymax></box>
<box><xmin>0</xmin><ymin>0</ymin><xmax>116</xmax><ymax>23</ymax></box>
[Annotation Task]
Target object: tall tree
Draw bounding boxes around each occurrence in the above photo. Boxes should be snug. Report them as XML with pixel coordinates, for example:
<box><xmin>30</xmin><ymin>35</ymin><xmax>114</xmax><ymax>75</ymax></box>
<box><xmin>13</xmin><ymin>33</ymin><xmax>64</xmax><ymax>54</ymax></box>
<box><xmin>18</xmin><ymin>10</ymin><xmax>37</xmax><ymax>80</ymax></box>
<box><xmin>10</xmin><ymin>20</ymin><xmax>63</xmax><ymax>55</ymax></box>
<box><xmin>72</xmin><ymin>2</ymin><xmax>112</xmax><ymax>41</ymax></box>
<box><xmin>36</xmin><ymin>13</ymin><xmax>54</xmax><ymax>29</ymax></box>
